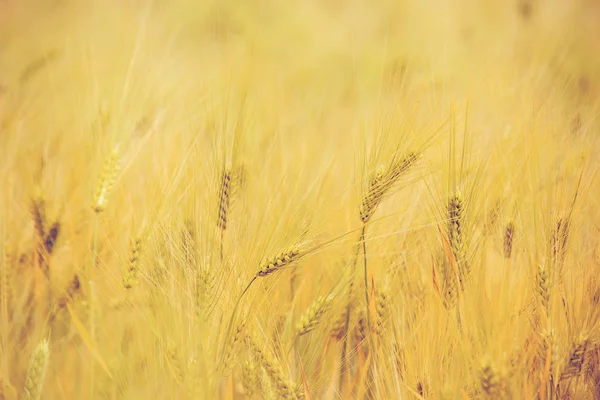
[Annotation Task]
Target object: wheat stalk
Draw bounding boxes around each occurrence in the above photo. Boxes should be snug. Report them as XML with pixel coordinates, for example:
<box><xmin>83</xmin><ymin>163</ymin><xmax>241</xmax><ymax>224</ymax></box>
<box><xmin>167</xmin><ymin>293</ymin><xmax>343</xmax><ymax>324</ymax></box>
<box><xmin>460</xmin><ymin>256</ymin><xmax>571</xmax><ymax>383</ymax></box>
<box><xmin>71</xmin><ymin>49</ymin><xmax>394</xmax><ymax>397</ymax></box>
<box><xmin>89</xmin><ymin>145</ymin><xmax>120</xmax><ymax>398</ymax></box>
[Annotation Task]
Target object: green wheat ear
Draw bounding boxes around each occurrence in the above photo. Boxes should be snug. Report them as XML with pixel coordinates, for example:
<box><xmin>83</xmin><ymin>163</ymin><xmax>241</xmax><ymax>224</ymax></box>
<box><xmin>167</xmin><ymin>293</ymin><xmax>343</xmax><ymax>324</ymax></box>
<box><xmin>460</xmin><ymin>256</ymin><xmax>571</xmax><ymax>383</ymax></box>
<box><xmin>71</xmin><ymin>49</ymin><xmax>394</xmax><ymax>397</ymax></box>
<box><xmin>23</xmin><ymin>338</ymin><xmax>50</xmax><ymax>400</ymax></box>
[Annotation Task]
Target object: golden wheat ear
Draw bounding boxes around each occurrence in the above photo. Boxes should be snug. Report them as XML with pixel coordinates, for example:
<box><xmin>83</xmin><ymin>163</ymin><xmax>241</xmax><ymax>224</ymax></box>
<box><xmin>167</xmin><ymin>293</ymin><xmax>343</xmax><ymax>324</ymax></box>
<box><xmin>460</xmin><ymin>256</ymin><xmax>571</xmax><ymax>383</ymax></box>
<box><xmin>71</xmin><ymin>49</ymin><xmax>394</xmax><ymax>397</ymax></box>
<box><xmin>220</xmin><ymin>323</ymin><xmax>246</xmax><ymax>373</ymax></box>
<box><xmin>217</xmin><ymin>169</ymin><xmax>232</xmax><ymax>231</ymax></box>
<box><xmin>256</xmin><ymin>245</ymin><xmax>303</xmax><ymax>277</ymax></box>
<box><xmin>92</xmin><ymin>146</ymin><xmax>120</xmax><ymax>213</ymax></box>
<box><xmin>359</xmin><ymin>152</ymin><xmax>418</xmax><ymax>224</ymax></box>
<box><xmin>447</xmin><ymin>191</ymin><xmax>471</xmax><ymax>288</ymax></box>
<box><xmin>503</xmin><ymin>221</ymin><xmax>514</xmax><ymax>259</ymax></box>
<box><xmin>559</xmin><ymin>333</ymin><xmax>590</xmax><ymax>383</ymax></box>
<box><xmin>123</xmin><ymin>237</ymin><xmax>142</xmax><ymax>290</ymax></box>
<box><xmin>296</xmin><ymin>295</ymin><xmax>332</xmax><ymax>336</ymax></box>
<box><xmin>240</xmin><ymin>359</ymin><xmax>259</xmax><ymax>397</ymax></box>
<box><xmin>245</xmin><ymin>332</ymin><xmax>301</xmax><ymax>399</ymax></box>
<box><xmin>30</xmin><ymin>196</ymin><xmax>46</xmax><ymax>243</ymax></box>
<box><xmin>479</xmin><ymin>356</ymin><xmax>507</xmax><ymax>399</ymax></box>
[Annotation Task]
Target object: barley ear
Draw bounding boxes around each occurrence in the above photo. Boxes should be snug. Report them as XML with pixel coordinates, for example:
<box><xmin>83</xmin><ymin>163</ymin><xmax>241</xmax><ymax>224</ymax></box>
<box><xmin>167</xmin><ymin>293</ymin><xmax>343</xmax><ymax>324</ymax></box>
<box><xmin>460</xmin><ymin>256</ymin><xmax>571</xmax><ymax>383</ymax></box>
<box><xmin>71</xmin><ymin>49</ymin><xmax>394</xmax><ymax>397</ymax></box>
<box><xmin>30</xmin><ymin>196</ymin><xmax>46</xmax><ymax>241</ymax></box>
<box><xmin>256</xmin><ymin>245</ymin><xmax>302</xmax><ymax>277</ymax></box>
<box><xmin>503</xmin><ymin>221</ymin><xmax>514</xmax><ymax>259</ymax></box>
<box><xmin>296</xmin><ymin>296</ymin><xmax>332</xmax><ymax>336</ymax></box>
<box><xmin>359</xmin><ymin>153</ymin><xmax>418</xmax><ymax>223</ymax></box>
<box><xmin>164</xmin><ymin>341</ymin><xmax>183</xmax><ymax>385</ymax></box>
<box><xmin>217</xmin><ymin>169</ymin><xmax>232</xmax><ymax>231</ymax></box>
<box><xmin>375</xmin><ymin>287</ymin><xmax>390</xmax><ymax>335</ymax></box>
<box><xmin>537</xmin><ymin>263</ymin><xmax>550</xmax><ymax>315</ymax></box>
<box><xmin>221</xmin><ymin>323</ymin><xmax>246</xmax><ymax>372</ymax></box>
<box><xmin>440</xmin><ymin>255</ymin><xmax>458</xmax><ymax>309</ymax></box>
<box><xmin>246</xmin><ymin>334</ymin><xmax>300</xmax><ymax>399</ymax></box>
<box><xmin>329</xmin><ymin>306</ymin><xmax>349</xmax><ymax>341</ymax></box>
<box><xmin>22</xmin><ymin>338</ymin><xmax>50</xmax><ymax>400</ymax></box>
<box><xmin>195</xmin><ymin>269</ymin><xmax>212</xmax><ymax>319</ymax></box>
<box><xmin>447</xmin><ymin>191</ymin><xmax>469</xmax><ymax>286</ymax></box>
<box><xmin>123</xmin><ymin>237</ymin><xmax>142</xmax><ymax>289</ymax></box>
<box><xmin>241</xmin><ymin>360</ymin><xmax>259</xmax><ymax>397</ymax></box>
<box><xmin>92</xmin><ymin>146</ymin><xmax>120</xmax><ymax>213</ymax></box>
<box><xmin>560</xmin><ymin>333</ymin><xmax>590</xmax><ymax>383</ymax></box>
<box><xmin>479</xmin><ymin>355</ymin><xmax>506</xmax><ymax>399</ymax></box>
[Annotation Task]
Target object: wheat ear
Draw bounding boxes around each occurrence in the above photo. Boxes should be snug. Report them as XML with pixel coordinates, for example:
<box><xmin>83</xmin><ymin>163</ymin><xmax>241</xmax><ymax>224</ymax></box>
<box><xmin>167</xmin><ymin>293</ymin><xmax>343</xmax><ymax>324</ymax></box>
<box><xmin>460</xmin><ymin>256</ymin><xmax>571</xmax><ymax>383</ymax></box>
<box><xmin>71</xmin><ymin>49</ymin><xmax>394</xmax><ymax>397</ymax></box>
<box><xmin>359</xmin><ymin>153</ymin><xmax>417</xmax><ymax>224</ymax></box>
<box><xmin>503</xmin><ymin>221</ymin><xmax>514</xmax><ymax>259</ymax></box>
<box><xmin>123</xmin><ymin>237</ymin><xmax>142</xmax><ymax>289</ymax></box>
<box><xmin>92</xmin><ymin>146</ymin><xmax>120</xmax><ymax>214</ymax></box>
<box><xmin>479</xmin><ymin>356</ymin><xmax>506</xmax><ymax>399</ymax></box>
<box><xmin>246</xmin><ymin>334</ymin><xmax>300</xmax><ymax>399</ymax></box>
<box><xmin>22</xmin><ymin>339</ymin><xmax>50</xmax><ymax>400</ymax></box>
<box><xmin>296</xmin><ymin>296</ymin><xmax>332</xmax><ymax>336</ymax></box>
<box><xmin>89</xmin><ymin>146</ymin><xmax>119</xmax><ymax>398</ymax></box>
<box><xmin>560</xmin><ymin>333</ymin><xmax>590</xmax><ymax>383</ymax></box>
<box><xmin>217</xmin><ymin>169</ymin><xmax>231</xmax><ymax>261</ymax></box>
<box><xmin>256</xmin><ymin>245</ymin><xmax>302</xmax><ymax>277</ymax></box>
<box><xmin>447</xmin><ymin>191</ymin><xmax>469</xmax><ymax>288</ymax></box>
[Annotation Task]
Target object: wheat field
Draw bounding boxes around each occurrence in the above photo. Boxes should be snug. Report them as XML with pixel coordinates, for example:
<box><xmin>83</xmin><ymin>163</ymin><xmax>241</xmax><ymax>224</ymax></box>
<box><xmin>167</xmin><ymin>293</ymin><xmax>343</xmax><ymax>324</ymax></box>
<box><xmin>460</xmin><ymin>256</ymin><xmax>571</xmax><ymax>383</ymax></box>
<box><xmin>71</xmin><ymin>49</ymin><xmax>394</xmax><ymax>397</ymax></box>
<box><xmin>1</xmin><ymin>0</ymin><xmax>600</xmax><ymax>399</ymax></box>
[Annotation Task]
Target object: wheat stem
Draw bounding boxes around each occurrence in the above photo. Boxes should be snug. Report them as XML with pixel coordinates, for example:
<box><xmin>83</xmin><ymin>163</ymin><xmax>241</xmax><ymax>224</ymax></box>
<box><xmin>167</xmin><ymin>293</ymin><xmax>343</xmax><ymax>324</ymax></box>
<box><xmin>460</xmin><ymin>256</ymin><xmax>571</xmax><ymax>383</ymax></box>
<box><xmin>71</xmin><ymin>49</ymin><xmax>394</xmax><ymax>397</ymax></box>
<box><xmin>360</xmin><ymin>224</ymin><xmax>375</xmax><ymax>355</ymax></box>
<box><xmin>339</xmin><ymin>240</ymin><xmax>362</xmax><ymax>392</ymax></box>
<box><xmin>89</xmin><ymin>214</ymin><xmax>99</xmax><ymax>399</ymax></box>
<box><xmin>222</xmin><ymin>276</ymin><xmax>257</xmax><ymax>364</ymax></box>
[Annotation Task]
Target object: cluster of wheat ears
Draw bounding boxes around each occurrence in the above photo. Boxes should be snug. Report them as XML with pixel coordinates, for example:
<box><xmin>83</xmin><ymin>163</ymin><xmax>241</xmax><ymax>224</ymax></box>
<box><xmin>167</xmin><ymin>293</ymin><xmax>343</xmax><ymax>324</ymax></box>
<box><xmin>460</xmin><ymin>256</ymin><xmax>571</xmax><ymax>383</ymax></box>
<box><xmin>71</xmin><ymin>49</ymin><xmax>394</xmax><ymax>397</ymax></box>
<box><xmin>1</xmin><ymin>0</ymin><xmax>600</xmax><ymax>399</ymax></box>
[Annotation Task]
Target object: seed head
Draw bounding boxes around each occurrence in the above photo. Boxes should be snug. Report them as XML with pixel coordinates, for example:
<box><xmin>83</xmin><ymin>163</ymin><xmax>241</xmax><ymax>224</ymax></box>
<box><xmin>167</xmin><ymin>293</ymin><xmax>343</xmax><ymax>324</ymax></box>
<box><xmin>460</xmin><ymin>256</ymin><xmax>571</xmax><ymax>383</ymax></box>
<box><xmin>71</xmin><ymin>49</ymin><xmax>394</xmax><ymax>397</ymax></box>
<box><xmin>123</xmin><ymin>237</ymin><xmax>142</xmax><ymax>289</ymax></box>
<box><xmin>503</xmin><ymin>222</ymin><xmax>514</xmax><ymax>259</ymax></box>
<box><xmin>296</xmin><ymin>296</ymin><xmax>332</xmax><ymax>336</ymax></box>
<box><xmin>257</xmin><ymin>246</ymin><xmax>302</xmax><ymax>277</ymax></box>
<box><xmin>22</xmin><ymin>338</ymin><xmax>50</xmax><ymax>400</ymax></box>
<box><xmin>92</xmin><ymin>146</ymin><xmax>120</xmax><ymax>213</ymax></box>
